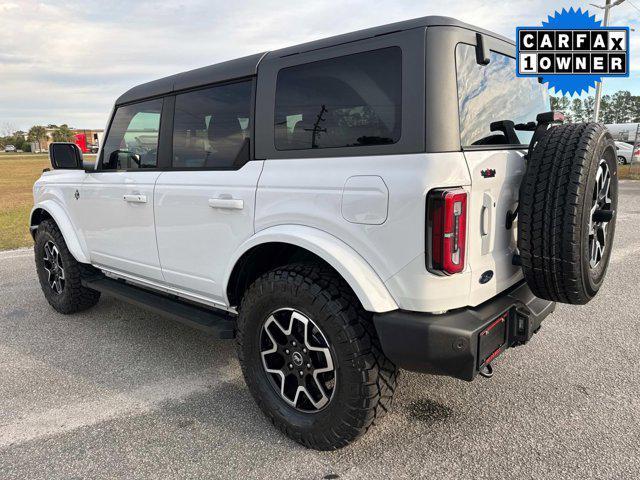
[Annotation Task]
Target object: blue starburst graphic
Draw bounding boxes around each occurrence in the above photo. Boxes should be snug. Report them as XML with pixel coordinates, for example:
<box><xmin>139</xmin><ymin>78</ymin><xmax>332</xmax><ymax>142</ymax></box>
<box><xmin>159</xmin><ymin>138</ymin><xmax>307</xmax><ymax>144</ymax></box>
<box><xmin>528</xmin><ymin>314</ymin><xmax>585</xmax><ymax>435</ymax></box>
<box><xmin>539</xmin><ymin>7</ymin><xmax>602</xmax><ymax>95</ymax></box>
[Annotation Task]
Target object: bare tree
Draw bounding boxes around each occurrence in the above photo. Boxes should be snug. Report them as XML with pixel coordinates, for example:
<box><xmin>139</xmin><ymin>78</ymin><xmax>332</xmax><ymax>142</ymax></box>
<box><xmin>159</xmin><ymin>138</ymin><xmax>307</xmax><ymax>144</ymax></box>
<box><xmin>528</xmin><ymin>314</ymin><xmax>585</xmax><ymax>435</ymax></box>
<box><xmin>0</xmin><ymin>122</ymin><xmax>17</xmax><ymax>137</ymax></box>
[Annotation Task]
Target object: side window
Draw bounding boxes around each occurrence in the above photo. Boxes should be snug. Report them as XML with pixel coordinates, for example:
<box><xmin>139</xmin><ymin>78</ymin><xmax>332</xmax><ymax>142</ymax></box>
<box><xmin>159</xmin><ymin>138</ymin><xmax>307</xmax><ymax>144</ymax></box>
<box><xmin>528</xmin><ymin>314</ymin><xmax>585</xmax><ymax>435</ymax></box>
<box><xmin>102</xmin><ymin>99</ymin><xmax>163</xmax><ymax>170</ymax></box>
<box><xmin>274</xmin><ymin>47</ymin><xmax>402</xmax><ymax>151</ymax></box>
<box><xmin>455</xmin><ymin>43</ymin><xmax>550</xmax><ymax>147</ymax></box>
<box><xmin>172</xmin><ymin>81</ymin><xmax>251</xmax><ymax>169</ymax></box>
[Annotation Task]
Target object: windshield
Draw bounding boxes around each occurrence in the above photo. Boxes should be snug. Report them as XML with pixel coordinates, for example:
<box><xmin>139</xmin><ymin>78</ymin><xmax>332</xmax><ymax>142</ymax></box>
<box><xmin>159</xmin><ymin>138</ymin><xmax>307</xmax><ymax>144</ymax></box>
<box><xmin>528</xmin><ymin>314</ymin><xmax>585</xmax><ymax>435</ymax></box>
<box><xmin>455</xmin><ymin>43</ymin><xmax>550</xmax><ymax>147</ymax></box>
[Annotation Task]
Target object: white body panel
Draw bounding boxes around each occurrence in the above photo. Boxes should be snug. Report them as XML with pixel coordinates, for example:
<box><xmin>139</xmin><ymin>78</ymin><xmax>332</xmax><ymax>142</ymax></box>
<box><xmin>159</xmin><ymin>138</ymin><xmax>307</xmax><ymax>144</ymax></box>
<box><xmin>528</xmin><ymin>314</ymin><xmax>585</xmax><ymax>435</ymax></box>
<box><xmin>33</xmin><ymin>144</ymin><xmax>529</xmax><ymax>313</ymax></box>
<box><xmin>154</xmin><ymin>161</ymin><xmax>264</xmax><ymax>302</ymax></box>
<box><xmin>224</xmin><ymin>224</ymin><xmax>399</xmax><ymax>312</ymax></box>
<box><xmin>32</xmin><ymin>170</ymin><xmax>90</xmax><ymax>263</ymax></box>
<box><xmin>255</xmin><ymin>153</ymin><xmax>478</xmax><ymax>312</ymax></box>
<box><xmin>80</xmin><ymin>171</ymin><xmax>163</xmax><ymax>281</ymax></box>
<box><xmin>32</xmin><ymin>148</ymin><xmax>528</xmax><ymax>314</ymax></box>
<box><xmin>463</xmin><ymin>149</ymin><xmax>526</xmax><ymax>306</ymax></box>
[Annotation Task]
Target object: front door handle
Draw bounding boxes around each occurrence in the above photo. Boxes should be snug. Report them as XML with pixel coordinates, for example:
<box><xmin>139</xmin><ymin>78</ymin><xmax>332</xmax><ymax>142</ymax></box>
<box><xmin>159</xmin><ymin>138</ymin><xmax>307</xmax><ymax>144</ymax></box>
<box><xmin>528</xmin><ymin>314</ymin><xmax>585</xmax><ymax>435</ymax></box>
<box><xmin>208</xmin><ymin>198</ymin><xmax>244</xmax><ymax>210</ymax></box>
<box><xmin>123</xmin><ymin>194</ymin><xmax>147</xmax><ymax>203</ymax></box>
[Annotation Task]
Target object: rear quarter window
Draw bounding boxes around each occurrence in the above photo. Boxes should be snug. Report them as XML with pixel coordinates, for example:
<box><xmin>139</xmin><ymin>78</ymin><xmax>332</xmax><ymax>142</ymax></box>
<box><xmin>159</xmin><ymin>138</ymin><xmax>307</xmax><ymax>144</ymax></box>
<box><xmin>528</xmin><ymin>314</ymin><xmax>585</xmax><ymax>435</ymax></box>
<box><xmin>455</xmin><ymin>43</ymin><xmax>550</xmax><ymax>147</ymax></box>
<box><xmin>274</xmin><ymin>47</ymin><xmax>402</xmax><ymax>151</ymax></box>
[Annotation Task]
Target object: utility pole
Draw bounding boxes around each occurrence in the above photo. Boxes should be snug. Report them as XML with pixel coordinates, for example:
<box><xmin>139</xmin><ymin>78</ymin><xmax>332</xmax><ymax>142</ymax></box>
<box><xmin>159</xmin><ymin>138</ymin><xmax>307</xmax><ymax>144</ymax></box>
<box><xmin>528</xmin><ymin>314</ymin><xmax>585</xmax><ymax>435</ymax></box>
<box><xmin>590</xmin><ymin>0</ymin><xmax>626</xmax><ymax>121</ymax></box>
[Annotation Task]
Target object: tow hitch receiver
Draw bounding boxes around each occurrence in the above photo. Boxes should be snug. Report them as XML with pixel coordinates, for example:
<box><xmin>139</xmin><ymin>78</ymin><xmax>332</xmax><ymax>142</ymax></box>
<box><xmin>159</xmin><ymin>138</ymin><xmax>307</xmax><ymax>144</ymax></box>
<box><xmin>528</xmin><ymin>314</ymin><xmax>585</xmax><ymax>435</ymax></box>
<box><xmin>478</xmin><ymin>313</ymin><xmax>508</xmax><ymax>370</ymax></box>
<box><xmin>373</xmin><ymin>281</ymin><xmax>556</xmax><ymax>381</ymax></box>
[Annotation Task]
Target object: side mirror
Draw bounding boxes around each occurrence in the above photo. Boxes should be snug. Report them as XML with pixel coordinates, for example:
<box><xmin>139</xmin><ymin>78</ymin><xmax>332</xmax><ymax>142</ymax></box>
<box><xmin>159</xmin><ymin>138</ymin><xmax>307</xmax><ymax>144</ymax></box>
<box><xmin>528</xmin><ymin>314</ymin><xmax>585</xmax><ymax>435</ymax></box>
<box><xmin>49</xmin><ymin>142</ymin><xmax>83</xmax><ymax>170</ymax></box>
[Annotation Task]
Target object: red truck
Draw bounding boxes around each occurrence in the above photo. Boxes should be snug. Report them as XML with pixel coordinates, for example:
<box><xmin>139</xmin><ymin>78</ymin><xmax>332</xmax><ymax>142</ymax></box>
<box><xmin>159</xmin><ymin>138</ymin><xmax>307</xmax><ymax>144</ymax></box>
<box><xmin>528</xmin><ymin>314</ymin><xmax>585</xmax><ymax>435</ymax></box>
<box><xmin>73</xmin><ymin>132</ymin><xmax>102</xmax><ymax>154</ymax></box>
<box><xmin>73</xmin><ymin>133</ymin><xmax>89</xmax><ymax>154</ymax></box>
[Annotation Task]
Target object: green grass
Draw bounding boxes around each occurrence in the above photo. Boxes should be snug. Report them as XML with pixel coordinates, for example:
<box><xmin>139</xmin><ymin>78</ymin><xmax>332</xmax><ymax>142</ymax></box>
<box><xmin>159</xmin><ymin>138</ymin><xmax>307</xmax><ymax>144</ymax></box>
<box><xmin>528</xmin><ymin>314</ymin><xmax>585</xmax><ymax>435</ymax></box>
<box><xmin>0</xmin><ymin>153</ymin><xmax>94</xmax><ymax>250</ymax></box>
<box><xmin>619</xmin><ymin>164</ymin><xmax>640</xmax><ymax>180</ymax></box>
<box><xmin>0</xmin><ymin>152</ymin><xmax>637</xmax><ymax>251</ymax></box>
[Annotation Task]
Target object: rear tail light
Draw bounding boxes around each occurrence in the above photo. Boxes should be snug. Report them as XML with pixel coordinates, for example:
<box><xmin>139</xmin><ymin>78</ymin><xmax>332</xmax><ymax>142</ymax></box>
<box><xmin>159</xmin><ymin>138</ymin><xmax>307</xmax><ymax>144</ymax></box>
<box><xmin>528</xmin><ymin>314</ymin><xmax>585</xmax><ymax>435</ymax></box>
<box><xmin>427</xmin><ymin>189</ymin><xmax>467</xmax><ymax>275</ymax></box>
<box><xmin>633</xmin><ymin>148</ymin><xmax>640</xmax><ymax>159</ymax></box>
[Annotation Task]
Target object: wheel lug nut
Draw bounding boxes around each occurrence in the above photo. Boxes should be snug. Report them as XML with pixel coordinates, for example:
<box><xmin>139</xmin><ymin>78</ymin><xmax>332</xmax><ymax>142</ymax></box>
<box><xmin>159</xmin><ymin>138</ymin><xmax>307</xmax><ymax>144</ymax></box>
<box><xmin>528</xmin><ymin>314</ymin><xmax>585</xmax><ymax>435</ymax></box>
<box><xmin>299</xmin><ymin>370</ymin><xmax>304</xmax><ymax>377</ymax></box>
<box><xmin>285</xmin><ymin>349</ymin><xmax>290</xmax><ymax>354</ymax></box>
<box><xmin>288</xmin><ymin>363</ymin><xmax>293</xmax><ymax>369</ymax></box>
<box><xmin>292</xmin><ymin>341</ymin><xmax>296</xmax><ymax>347</ymax></box>
<box><xmin>302</xmin><ymin>348</ymin><xmax>307</xmax><ymax>353</ymax></box>
<box><xmin>306</xmin><ymin>363</ymin><xmax>311</xmax><ymax>369</ymax></box>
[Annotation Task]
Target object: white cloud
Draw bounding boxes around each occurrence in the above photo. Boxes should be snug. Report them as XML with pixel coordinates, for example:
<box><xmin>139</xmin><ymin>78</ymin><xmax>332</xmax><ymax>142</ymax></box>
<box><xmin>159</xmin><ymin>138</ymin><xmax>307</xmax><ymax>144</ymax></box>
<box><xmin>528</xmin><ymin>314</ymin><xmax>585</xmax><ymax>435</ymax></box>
<box><xmin>0</xmin><ymin>0</ymin><xmax>638</xmax><ymax>130</ymax></box>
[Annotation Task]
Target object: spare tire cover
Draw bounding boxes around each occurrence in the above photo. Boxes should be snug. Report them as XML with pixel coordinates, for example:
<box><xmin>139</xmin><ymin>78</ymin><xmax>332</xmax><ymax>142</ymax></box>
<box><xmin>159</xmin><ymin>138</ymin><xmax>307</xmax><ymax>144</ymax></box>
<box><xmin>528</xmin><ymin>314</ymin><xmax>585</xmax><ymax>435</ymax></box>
<box><xmin>518</xmin><ymin>123</ymin><xmax>618</xmax><ymax>304</ymax></box>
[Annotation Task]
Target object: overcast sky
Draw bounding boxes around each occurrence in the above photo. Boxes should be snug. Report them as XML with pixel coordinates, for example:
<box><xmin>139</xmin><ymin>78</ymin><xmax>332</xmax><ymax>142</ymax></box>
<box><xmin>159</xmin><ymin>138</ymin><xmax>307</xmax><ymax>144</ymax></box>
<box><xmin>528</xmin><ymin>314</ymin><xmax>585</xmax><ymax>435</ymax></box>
<box><xmin>1</xmin><ymin>0</ymin><xmax>638</xmax><ymax>131</ymax></box>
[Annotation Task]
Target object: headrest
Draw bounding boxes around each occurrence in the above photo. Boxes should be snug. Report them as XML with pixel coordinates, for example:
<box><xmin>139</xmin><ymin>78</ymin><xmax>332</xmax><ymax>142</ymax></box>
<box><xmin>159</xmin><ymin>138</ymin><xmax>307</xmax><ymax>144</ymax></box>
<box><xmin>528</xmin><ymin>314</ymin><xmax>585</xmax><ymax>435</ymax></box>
<box><xmin>174</xmin><ymin>112</ymin><xmax>206</xmax><ymax>134</ymax></box>
<box><xmin>208</xmin><ymin>115</ymin><xmax>243</xmax><ymax>143</ymax></box>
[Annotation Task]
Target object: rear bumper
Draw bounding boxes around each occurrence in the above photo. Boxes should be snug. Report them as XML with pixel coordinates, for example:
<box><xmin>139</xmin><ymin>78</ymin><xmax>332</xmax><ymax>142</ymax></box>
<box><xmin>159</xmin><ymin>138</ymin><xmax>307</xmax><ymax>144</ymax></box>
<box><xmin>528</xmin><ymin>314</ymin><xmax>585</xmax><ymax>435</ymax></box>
<box><xmin>373</xmin><ymin>281</ymin><xmax>555</xmax><ymax>381</ymax></box>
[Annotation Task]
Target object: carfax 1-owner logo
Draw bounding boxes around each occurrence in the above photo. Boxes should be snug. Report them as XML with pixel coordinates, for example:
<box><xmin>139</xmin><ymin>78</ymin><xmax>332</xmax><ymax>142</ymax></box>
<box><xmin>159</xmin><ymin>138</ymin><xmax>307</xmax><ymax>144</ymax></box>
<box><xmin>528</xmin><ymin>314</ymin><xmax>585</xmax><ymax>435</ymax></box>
<box><xmin>516</xmin><ymin>7</ymin><xmax>630</xmax><ymax>95</ymax></box>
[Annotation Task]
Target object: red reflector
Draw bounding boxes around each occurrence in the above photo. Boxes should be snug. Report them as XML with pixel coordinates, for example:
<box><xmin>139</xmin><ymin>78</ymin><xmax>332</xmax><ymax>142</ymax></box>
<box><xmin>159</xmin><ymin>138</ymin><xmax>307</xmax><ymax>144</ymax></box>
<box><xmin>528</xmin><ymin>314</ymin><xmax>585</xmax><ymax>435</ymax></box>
<box><xmin>484</xmin><ymin>347</ymin><xmax>502</xmax><ymax>365</ymax></box>
<box><xmin>427</xmin><ymin>189</ymin><xmax>467</xmax><ymax>274</ymax></box>
<box><xmin>482</xmin><ymin>314</ymin><xmax>507</xmax><ymax>335</ymax></box>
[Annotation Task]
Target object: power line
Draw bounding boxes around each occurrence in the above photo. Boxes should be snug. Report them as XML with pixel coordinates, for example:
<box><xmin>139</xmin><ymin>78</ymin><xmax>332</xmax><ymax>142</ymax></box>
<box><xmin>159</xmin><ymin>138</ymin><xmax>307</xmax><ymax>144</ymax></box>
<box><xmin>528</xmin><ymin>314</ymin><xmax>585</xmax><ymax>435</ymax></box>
<box><xmin>626</xmin><ymin>0</ymin><xmax>640</xmax><ymax>13</ymax></box>
<box><xmin>591</xmin><ymin>0</ymin><xmax>628</xmax><ymax>122</ymax></box>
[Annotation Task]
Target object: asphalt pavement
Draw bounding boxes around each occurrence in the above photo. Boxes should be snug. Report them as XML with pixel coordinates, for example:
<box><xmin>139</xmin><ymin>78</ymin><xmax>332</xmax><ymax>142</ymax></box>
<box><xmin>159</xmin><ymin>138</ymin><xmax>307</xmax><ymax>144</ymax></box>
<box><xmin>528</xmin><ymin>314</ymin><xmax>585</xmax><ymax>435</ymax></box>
<box><xmin>1</xmin><ymin>181</ymin><xmax>639</xmax><ymax>479</ymax></box>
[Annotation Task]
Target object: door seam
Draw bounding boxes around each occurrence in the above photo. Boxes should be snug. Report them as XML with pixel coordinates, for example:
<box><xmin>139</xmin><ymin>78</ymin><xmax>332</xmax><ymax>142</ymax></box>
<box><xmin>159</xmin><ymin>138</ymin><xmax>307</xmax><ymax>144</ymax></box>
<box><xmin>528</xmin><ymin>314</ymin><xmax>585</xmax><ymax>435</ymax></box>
<box><xmin>153</xmin><ymin>171</ymin><xmax>167</xmax><ymax>282</ymax></box>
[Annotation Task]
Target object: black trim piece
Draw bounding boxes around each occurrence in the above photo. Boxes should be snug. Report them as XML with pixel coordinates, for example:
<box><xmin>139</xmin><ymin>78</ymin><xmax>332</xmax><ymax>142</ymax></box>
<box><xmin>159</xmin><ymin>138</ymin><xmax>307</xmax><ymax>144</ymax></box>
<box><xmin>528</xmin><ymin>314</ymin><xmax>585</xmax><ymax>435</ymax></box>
<box><xmin>82</xmin><ymin>276</ymin><xmax>236</xmax><ymax>339</ymax></box>
<box><xmin>250</xmin><ymin>76</ymin><xmax>257</xmax><ymax>162</ymax></box>
<box><xmin>157</xmin><ymin>95</ymin><xmax>174</xmax><ymax>170</ymax></box>
<box><xmin>373</xmin><ymin>281</ymin><xmax>555</xmax><ymax>381</ymax></box>
<box><xmin>475</xmin><ymin>32</ymin><xmax>490</xmax><ymax>65</ymax></box>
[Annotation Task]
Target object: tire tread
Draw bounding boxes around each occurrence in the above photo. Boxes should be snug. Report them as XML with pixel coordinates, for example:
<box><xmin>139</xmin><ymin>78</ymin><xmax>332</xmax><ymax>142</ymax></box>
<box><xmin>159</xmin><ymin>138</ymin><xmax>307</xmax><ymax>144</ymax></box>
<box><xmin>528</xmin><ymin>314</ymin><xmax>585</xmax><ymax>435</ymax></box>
<box><xmin>236</xmin><ymin>263</ymin><xmax>398</xmax><ymax>450</ymax></box>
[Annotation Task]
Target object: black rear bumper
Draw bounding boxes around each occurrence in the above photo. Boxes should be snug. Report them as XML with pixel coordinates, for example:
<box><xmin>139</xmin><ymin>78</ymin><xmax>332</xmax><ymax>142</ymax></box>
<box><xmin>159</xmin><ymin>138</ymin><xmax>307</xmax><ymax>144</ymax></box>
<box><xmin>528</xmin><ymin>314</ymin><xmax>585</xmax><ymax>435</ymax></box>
<box><xmin>373</xmin><ymin>281</ymin><xmax>555</xmax><ymax>381</ymax></box>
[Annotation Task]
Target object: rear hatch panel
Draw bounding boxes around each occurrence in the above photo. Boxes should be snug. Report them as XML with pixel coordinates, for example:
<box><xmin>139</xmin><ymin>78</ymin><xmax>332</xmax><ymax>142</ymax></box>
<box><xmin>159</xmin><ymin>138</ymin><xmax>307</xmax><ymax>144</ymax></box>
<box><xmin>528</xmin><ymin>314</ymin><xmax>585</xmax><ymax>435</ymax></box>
<box><xmin>463</xmin><ymin>149</ymin><xmax>526</xmax><ymax>306</ymax></box>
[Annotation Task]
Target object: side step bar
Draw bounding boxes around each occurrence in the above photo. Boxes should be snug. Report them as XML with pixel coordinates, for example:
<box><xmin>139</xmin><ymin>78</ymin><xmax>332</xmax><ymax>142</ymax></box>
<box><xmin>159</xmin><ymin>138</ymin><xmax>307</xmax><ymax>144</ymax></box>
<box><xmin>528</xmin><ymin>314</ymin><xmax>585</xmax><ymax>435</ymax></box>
<box><xmin>82</xmin><ymin>276</ymin><xmax>236</xmax><ymax>339</ymax></box>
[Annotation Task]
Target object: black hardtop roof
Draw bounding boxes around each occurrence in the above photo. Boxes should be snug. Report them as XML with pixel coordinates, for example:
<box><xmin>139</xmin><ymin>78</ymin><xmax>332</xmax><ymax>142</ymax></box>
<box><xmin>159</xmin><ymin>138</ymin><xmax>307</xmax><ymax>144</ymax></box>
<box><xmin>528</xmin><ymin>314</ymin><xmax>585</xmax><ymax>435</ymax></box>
<box><xmin>115</xmin><ymin>52</ymin><xmax>266</xmax><ymax>105</ymax></box>
<box><xmin>115</xmin><ymin>15</ymin><xmax>511</xmax><ymax>106</ymax></box>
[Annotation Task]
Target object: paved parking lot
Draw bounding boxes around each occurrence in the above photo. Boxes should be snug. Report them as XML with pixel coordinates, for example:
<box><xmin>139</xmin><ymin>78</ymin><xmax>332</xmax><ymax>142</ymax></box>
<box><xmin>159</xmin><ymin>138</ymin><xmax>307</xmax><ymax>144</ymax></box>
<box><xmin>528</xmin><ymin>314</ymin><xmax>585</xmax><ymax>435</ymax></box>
<box><xmin>1</xmin><ymin>181</ymin><xmax>639</xmax><ymax>480</ymax></box>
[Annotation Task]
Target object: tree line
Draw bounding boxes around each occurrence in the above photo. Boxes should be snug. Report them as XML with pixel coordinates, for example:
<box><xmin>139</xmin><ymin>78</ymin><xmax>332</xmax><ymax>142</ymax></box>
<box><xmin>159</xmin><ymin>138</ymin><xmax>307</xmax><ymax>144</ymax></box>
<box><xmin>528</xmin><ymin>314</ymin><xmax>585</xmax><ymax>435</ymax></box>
<box><xmin>0</xmin><ymin>124</ymin><xmax>75</xmax><ymax>152</ymax></box>
<box><xmin>551</xmin><ymin>90</ymin><xmax>640</xmax><ymax>124</ymax></box>
<box><xmin>3</xmin><ymin>89</ymin><xmax>640</xmax><ymax>152</ymax></box>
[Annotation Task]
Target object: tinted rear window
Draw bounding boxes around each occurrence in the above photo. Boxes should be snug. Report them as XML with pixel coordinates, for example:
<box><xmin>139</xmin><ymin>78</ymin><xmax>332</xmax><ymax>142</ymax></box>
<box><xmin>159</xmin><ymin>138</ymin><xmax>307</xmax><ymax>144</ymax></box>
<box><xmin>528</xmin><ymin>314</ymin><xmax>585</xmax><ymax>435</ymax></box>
<box><xmin>172</xmin><ymin>81</ymin><xmax>251</xmax><ymax>169</ymax></box>
<box><xmin>455</xmin><ymin>43</ymin><xmax>550</xmax><ymax>147</ymax></box>
<box><xmin>274</xmin><ymin>47</ymin><xmax>402</xmax><ymax>151</ymax></box>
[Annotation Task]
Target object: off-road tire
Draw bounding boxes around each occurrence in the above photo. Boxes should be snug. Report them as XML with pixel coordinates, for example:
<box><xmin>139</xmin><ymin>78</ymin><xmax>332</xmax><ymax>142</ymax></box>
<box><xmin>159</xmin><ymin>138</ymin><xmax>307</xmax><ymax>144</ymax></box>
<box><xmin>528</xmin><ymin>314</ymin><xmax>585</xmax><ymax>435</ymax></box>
<box><xmin>236</xmin><ymin>263</ymin><xmax>398</xmax><ymax>450</ymax></box>
<box><xmin>518</xmin><ymin>122</ymin><xmax>617</xmax><ymax>304</ymax></box>
<box><xmin>34</xmin><ymin>220</ymin><xmax>101</xmax><ymax>313</ymax></box>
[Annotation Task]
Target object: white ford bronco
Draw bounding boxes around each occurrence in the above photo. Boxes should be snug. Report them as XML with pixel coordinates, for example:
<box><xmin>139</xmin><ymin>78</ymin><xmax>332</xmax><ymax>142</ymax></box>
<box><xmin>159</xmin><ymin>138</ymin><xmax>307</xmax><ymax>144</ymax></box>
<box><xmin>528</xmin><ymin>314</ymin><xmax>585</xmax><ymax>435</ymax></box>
<box><xmin>32</xmin><ymin>16</ymin><xmax>617</xmax><ymax>450</ymax></box>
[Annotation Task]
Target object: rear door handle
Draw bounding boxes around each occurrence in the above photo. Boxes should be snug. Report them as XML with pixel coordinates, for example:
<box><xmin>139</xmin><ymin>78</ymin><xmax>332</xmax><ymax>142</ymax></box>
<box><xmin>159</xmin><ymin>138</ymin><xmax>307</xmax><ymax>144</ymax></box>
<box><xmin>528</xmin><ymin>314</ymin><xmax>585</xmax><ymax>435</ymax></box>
<box><xmin>123</xmin><ymin>194</ymin><xmax>147</xmax><ymax>203</ymax></box>
<box><xmin>481</xmin><ymin>206</ymin><xmax>490</xmax><ymax>236</ymax></box>
<box><xmin>208</xmin><ymin>198</ymin><xmax>244</xmax><ymax>210</ymax></box>
<box><xmin>481</xmin><ymin>192</ymin><xmax>493</xmax><ymax>255</ymax></box>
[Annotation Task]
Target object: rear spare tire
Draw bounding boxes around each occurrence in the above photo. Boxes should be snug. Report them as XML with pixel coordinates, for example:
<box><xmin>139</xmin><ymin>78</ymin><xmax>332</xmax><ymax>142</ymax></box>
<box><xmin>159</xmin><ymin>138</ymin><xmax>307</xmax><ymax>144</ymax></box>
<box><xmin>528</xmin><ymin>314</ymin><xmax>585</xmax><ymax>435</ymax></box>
<box><xmin>518</xmin><ymin>123</ymin><xmax>617</xmax><ymax>304</ymax></box>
